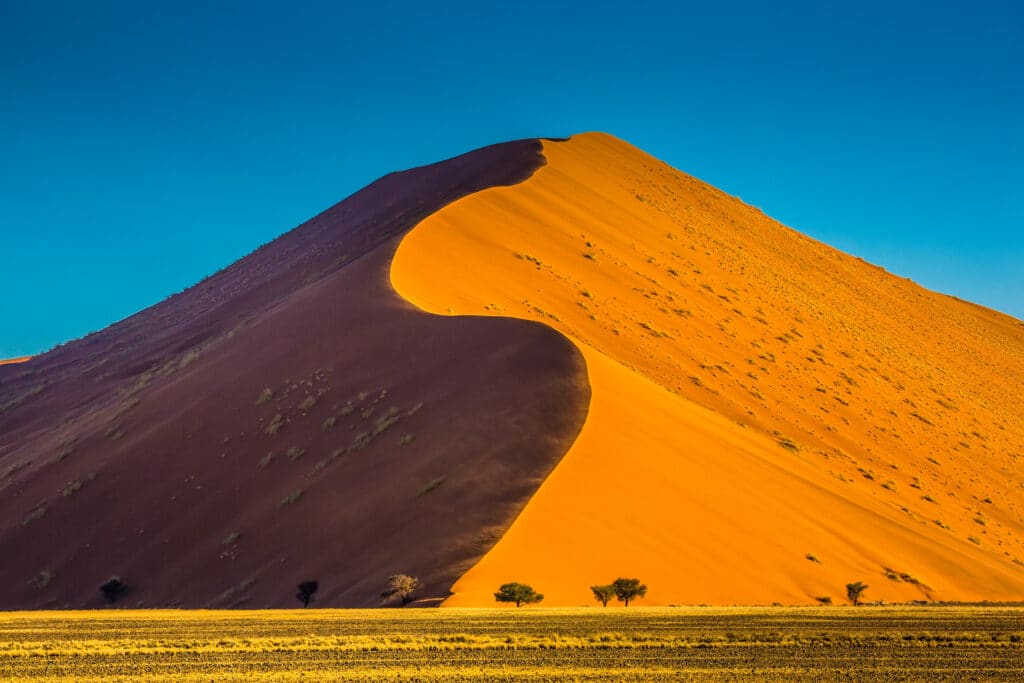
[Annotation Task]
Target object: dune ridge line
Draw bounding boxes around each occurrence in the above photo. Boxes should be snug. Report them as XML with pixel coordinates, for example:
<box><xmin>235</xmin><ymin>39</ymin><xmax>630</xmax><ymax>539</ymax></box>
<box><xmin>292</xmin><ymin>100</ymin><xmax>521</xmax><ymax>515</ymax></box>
<box><xmin>0</xmin><ymin>139</ymin><xmax>592</xmax><ymax>608</ymax></box>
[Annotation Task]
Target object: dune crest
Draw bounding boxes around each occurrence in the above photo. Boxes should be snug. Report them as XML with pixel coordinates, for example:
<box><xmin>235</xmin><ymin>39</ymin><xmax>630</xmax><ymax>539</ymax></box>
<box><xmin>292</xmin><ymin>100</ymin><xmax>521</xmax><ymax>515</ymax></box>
<box><xmin>391</xmin><ymin>132</ymin><xmax>1024</xmax><ymax>605</ymax></box>
<box><xmin>0</xmin><ymin>140</ymin><xmax>591</xmax><ymax>608</ymax></box>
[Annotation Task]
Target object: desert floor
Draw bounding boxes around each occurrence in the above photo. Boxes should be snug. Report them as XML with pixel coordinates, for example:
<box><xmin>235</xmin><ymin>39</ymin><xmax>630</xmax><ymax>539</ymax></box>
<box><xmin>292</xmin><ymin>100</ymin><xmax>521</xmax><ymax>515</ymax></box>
<box><xmin>2</xmin><ymin>606</ymin><xmax>1022</xmax><ymax>681</ymax></box>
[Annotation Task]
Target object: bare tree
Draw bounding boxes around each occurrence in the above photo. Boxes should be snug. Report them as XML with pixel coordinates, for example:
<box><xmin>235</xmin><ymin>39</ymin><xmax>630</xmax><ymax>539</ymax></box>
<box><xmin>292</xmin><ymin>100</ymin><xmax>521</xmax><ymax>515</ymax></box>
<box><xmin>613</xmin><ymin>578</ymin><xmax>647</xmax><ymax>607</ymax></box>
<box><xmin>846</xmin><ymin>581</ymin><xmax>868</xmax><ymax>606</ymax></box>
<box><xmin>381</xmin><ymin>574</ymin><xmax>421</xmax><ymax>606</ymax></box>
<box><xmin>100</xmin><ymin>576</ymin><xmax>127</xmax><ymax>604</ymax></box>
<box><xmin>591</xmin><ymin>584</ymin><xmax>616</xmax><ymax>607</ymax></box>
<box><xmin>296</xmin><ymin>580</ymin><xmax>319</xmax><ymax>607</ymax></box>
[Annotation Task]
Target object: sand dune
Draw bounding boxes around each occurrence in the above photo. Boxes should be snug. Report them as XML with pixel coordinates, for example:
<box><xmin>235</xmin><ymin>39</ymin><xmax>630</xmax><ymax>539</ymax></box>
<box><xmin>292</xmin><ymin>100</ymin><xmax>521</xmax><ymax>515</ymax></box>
<box><xmin>4</xmin><ymin>131</ymin><xmax>1021</xmax><ymax>609</ymax></box>
<box><xmin>0</xmin><ymin>357</ymin><xmax>31</xmax><ymax>366</ymax></box>
<box><xmin>392</xmin><ymin>132</ymin><xmax>1024</xmax><ymax>605</ymax></box>
<box><xmin>0</xmin><ymin>140</ymin><xmax>589</xmax><ymax>608</ymax></box>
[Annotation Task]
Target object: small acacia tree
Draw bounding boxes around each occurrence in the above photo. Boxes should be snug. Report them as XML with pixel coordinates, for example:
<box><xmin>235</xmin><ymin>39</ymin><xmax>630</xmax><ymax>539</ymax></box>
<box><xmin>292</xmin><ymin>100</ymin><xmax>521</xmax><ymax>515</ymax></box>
<box><xmin>846</xmin><ymin>581</ymin><xmax>868</xmax><ymax>606</ymax></box>
<box><xmin>381</xmin><ymin>574</ymin><xmax>421</xmax><ymax>606</ymax></box>
<box><xmin>296</xmin><ymin>580</ymin><xmax>319</xmax><ymax>607</ymax></box>
<box><xmin>613</xmin><ymin>578</ymin><xmax>647</xmax><ymax>607</ymax></box>
<box><xmin>591</xmin><ymin>584</ymin><xmax>616</xmax><ymax>607</ymax></box>
<box><xmin>100</xmin><ymin>576</ymin><xmax>127</xmax><ymax>604</ymax></box>
<box><xmin>494</xmin><ymin>582</ymin><xmax>543</xmax><ymax>607</ymax></box>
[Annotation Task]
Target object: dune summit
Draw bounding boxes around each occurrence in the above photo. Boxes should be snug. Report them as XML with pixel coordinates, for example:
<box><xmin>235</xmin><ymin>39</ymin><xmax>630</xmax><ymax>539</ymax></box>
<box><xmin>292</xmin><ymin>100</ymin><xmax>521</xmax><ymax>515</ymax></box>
<box><xmin>2</xmin><ymin>133</ymin><xmax>1022</xmax><ymax>609</ymax></box>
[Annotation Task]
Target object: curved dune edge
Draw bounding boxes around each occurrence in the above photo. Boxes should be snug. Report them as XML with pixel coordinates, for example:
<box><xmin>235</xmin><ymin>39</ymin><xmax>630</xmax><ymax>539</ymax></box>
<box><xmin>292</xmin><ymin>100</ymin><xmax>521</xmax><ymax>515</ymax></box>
<box><xmin>0</xmin><ymin>356</ymin><xmax>31</xmax><ymax>366</ymax></box>
<box><xmin>391</xmin><ymin>132</ymin><xmax>1024</xmax><ymax>606</ymax></box>
<box><xmin>0</xmin><ymin>139</ymin><xmax>596</xmax><ymax>609</ymax></box>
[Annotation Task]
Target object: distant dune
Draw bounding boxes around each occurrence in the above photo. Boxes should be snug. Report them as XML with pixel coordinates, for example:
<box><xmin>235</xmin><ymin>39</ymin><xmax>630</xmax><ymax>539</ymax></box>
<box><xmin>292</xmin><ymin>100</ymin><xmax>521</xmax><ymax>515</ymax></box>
<box><xmin>0</xmin><ymin>356</ymin><xmax>31</xmax><ymax>366</ymax></box>
<box><xmin>2</xmin><ymin>132</ymin><xmax>1021</xmax><ymax>609</ymax></box>
<box><xmin>392</xmin><ymin>132</ymin><xmax>1024</xmax><ymax>606</ymax></box>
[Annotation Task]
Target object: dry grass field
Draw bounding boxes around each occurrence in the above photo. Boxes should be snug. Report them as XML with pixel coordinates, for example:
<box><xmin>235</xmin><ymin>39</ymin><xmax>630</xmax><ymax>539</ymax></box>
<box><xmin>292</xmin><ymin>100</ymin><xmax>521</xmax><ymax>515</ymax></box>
<box><xmin>1</xmin><ymin>606</ymin><xmax>1023</xmax><ymax>681</ymax></box>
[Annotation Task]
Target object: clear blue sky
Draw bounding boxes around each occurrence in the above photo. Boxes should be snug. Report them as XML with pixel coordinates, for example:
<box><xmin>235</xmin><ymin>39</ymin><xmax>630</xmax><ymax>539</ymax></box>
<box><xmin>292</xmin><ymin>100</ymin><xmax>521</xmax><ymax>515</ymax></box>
<box><xmin>2</xmin><ymin>1</ymin><xmax>1021</xmax><ymax>357</ymax></box>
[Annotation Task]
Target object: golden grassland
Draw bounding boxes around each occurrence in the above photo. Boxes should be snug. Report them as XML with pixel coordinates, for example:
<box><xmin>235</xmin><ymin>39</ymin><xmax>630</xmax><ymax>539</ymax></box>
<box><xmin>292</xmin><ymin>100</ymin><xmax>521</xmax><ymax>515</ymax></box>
<box><xmin>1</xmin><ymin>606</ymin><xmax>1023</xmax><ymax>681</ymax></box>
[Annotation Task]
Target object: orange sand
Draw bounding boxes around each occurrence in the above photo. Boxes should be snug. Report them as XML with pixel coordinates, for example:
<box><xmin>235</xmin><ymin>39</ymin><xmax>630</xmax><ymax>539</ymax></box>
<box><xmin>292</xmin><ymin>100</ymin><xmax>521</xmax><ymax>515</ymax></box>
<box><xmin>0</xmin><ymin>357</ymin><xmax>30</xmax><ymax>366</ymax></box>
<box><xmin>391</xmin><ymin>132</ymin><xmax>1024</xmax><ymax>605</ymax></box>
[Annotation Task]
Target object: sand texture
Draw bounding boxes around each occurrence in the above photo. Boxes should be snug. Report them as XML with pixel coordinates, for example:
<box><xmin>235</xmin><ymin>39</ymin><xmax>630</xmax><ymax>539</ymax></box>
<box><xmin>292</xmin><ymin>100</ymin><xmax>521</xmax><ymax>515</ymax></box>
<box><xmin>0</xmin><ymin>140</ymin><xmax>590</xmax><ymax>608</ymax></box>
<box><xmin>391</xmin><ymin>132</ymin><xmax>1024</xmax><ymax>606</ymax></box>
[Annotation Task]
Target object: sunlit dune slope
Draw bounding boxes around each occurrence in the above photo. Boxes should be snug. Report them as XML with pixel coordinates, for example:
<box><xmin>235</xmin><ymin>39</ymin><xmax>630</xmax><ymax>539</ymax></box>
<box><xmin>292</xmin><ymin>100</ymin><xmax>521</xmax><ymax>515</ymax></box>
<box><xmin>392</xmin><ymin>132</ymin><xmax>1024</xmax><ymax>606</ymax></box>
<box><xmin>0</xmin><ymin>357</ymin><xmax>31</xmax><ymax>366</ymax></box>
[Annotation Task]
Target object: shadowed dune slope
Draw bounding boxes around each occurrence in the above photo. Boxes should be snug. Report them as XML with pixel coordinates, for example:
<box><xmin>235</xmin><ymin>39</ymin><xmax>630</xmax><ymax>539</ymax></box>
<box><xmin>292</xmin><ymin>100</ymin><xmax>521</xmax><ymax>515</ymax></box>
<box><xmin>0</xmin><ymin>140</ymin><xmax>591</xmax><ymax>608</ymax></box>
<box><xmin>391</xmin><ymin>132</ymin><xmax>1024</xmax><ymax>606</ymax></box>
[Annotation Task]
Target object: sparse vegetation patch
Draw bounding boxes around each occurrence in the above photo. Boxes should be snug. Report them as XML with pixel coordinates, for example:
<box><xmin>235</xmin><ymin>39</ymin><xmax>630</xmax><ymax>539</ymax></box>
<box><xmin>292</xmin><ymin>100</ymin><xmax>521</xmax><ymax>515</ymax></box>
<box><xmin>0</xmin><ymin>607</ymin><xmax>1022</xmax><ymax>680</ymax></box>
